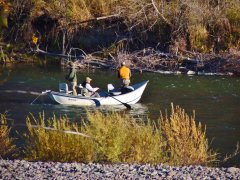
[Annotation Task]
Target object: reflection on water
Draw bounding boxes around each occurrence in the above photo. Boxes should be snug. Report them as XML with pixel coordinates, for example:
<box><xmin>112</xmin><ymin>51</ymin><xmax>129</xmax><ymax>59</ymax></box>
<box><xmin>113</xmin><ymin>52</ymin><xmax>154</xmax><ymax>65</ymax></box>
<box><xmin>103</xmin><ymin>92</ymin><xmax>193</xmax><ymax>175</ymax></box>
<box><xmin>39</xmin><ymin>103</ymin><xmax>150</xmax><ymax>122</ymax></box>
<box><xmin>0</xmin><ymin>63</ymin><xmax>240</xmax><ymax>165</ymax></box>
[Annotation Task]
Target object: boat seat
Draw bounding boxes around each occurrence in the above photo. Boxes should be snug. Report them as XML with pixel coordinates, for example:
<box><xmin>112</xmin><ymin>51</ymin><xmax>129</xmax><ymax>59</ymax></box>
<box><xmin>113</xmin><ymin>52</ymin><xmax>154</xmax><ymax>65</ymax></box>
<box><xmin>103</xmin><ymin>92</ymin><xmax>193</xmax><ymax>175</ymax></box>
<box><xmin>59</xmin><ymin>83</ymin><xmax>72</xmax><ymax>94</ymax></box>
<box><xmin>77</xmin><ymin>84</ymin><xmax>83</xmax><ymax>96</ymax></box>
<box><xmin>107</xmin><ymin>84</ymin><xmax>122</xmax><ymax>96</ymax></box>
<box><xmin>107</xmin><ymin>84</ymin><xmax>115</xmax><ymax>92</ymax></box>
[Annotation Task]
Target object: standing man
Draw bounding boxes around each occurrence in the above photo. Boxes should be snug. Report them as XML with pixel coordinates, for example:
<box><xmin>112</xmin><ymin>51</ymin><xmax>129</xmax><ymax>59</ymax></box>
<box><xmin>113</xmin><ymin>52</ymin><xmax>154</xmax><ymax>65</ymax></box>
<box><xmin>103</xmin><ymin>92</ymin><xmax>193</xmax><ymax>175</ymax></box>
<box><xmin>118</xmin><ymin>61</ymin><xmax>131</xmax><ymax>87</ymax></box>
<box><xmin>66</xmin><ymin>61</ymin><xmax>77</xmax><ymax>96</ymax></box>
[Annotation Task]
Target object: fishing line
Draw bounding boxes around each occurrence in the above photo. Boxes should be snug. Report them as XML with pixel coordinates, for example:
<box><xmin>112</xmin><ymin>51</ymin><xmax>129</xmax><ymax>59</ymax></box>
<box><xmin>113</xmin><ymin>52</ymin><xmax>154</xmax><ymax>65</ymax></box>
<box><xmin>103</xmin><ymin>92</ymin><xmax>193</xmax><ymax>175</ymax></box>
<box><xmin>30</xmin><ymin>94</ymin><xmax>43</xmax><ymax>105</ymax></box>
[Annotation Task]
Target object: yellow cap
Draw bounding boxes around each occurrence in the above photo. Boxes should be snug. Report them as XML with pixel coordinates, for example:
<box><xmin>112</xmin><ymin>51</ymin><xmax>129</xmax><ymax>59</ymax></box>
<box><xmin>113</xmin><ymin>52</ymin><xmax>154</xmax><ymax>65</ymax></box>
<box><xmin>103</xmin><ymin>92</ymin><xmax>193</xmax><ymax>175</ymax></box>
<box><xmin>86</xmin><ymin>77</ymin><xmax>92</xmax><ymax>82</ymax></box>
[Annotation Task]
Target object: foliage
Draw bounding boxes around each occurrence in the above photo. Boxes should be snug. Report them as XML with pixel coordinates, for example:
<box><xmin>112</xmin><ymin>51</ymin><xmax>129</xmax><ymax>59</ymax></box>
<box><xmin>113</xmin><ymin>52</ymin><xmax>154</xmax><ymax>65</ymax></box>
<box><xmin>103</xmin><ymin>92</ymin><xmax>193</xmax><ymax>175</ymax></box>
<box><xmin>0</xmin><ymin>0</ymin><xmax>10</xmax><ymax>29</ymax></box>
<box><xmin>24</xmin><ymin>106</ymin><xmax>217</xmax><ymax>165</ymax></box>
<box><xmin>189</xmin><ymin>25</ymin><xmax>209</xmax><ymax>52</ymax></box>
<box><xmin>160</xmin><ymin>103</ymin><xmax>217</xmax><ymax>166</ymax></box>
<box><xmin>0</xmin><ymin>113</ymin><xmax>16</xmax><ymax>158</ymax></box>
<box><xmin>84</xmin><ymin>111</ymin><xmax>165</xmax><ymax>163</ymax></box>
<box><xmin>24</xmin><ymin>113</ymin><xmax>95</xmax><ymax>162</ymax></box>
<box><xmin>2</xmin><ymin>0</ymin><xmax>239</xmax><ymax>53</ymax></box>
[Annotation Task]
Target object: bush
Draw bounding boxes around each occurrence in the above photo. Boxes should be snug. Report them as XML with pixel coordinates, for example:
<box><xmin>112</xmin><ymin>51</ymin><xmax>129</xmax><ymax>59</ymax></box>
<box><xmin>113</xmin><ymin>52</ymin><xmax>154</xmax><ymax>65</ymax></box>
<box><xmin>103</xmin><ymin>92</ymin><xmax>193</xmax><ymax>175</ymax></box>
<box><xmin>24</xmin><ymin>106</ymin><xmax>217</xmax><ymax>165</ymax></box>
<box><xmin>160</xmin><ymin>103</ymin><xmax>217</xmax><ymax>166</ymax></box>
<box><xmin>24</xmin><ymin>113</ymin><xmax>95</xmax><ymax>162</ymax></box>
<box><xmin>85</xmin><ymin>111</ymin><xmax>165</xmax><ymax>163</ymax></box>
<box><xmin>0</xmin><ymin>113</ymin><xmax>16</xmax><ymax>158</ymax></box>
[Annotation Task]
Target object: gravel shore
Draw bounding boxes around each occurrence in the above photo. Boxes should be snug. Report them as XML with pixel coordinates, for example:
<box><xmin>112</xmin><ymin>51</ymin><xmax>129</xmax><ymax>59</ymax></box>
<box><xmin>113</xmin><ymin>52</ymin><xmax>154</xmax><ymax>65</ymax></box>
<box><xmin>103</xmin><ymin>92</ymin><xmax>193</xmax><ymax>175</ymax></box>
<box><xmin>0</xmin><ymin>160</ymin><xmax>240</xmax><ymax>179</ymax></box>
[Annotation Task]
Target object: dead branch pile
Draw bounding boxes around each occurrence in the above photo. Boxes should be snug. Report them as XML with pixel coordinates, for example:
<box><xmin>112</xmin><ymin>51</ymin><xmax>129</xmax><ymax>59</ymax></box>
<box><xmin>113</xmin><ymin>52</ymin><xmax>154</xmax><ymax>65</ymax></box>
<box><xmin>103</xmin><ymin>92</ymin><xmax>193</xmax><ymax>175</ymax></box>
<box><xmin>35</xmin><ymin>47</ymin><xmax>240</xmax><ymax>76</ymax></box>
<box><xmin>114</xmin><ymin>48</ymin><xmax>181</xmax><ymax>71</ymax></box>
<box><xmin>64</xmin><ymin>47</ymin><xmax>183</xmax><ymax>72</ymax></box>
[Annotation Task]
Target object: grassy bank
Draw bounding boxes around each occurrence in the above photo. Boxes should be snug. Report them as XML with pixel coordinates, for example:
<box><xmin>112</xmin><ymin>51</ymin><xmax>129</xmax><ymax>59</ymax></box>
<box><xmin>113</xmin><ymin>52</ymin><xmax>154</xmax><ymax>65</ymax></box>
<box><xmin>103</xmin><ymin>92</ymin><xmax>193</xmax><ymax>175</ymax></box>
<box><xmin>1</xmin><ymin>0</ymin><xmax>239</xmax><ymax>57</ymax></box>
<box><xmin>20</xmin><ymin>104</ymin><xmax>217</xmax><ymax>166</ymax></box>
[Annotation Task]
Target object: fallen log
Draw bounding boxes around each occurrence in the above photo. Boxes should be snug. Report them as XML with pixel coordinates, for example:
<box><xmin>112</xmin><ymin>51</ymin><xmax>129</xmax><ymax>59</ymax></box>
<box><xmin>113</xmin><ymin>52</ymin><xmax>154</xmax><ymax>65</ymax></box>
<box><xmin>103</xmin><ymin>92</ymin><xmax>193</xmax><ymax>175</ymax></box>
<box><xmin>33</xmin><ymin>48</ymin><xmax>85</xmax><ymax>59</ymax></box>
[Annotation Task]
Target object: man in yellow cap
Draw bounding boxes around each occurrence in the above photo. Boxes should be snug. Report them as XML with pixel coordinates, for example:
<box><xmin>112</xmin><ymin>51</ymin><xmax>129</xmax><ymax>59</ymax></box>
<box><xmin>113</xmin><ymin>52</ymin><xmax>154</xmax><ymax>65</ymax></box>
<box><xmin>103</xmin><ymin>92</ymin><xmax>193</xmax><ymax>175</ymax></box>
<box><xmin>81</xmin><ymin>77</ymin><xmax>100</xmax><ymax>97</ymax></box>
<box><xmin>118</xmin><ymin>61</ymin><xmax>131</xmax><ymax>87</ymax></box>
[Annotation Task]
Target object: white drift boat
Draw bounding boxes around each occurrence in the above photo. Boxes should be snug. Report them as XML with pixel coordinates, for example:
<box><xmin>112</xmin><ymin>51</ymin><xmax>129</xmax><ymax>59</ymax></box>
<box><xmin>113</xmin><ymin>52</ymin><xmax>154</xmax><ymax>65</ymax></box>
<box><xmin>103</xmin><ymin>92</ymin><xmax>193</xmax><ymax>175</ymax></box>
<box><xmin>45</xmin><ymin>81</ymin><xmax>149</xmax><ymax>107</ymax></box>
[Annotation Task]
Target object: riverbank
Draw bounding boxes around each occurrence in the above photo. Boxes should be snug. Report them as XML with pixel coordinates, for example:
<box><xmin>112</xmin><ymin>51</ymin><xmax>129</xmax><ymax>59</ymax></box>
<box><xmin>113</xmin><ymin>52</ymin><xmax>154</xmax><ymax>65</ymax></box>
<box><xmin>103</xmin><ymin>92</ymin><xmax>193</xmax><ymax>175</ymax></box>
<box><xmin>1</xmin><ymin>44</ymin><xmax>240</xmax><ymax>77</ymax></box>
<box><xmin>1</xmin><ymin>159</ymin><xmax>240</xmax><ymax>179</ymax></box>
<box><xmin>32</xmin><ymin>47</ymin><xmax>240</xmax><ymax>77</ymax></box>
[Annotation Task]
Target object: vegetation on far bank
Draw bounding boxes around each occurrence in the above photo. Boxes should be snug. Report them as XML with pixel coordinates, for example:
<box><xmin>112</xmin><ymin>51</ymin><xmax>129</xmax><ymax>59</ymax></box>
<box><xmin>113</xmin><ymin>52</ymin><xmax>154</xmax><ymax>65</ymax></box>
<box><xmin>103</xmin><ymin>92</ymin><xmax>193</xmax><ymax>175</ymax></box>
<box><xmin>0</xmin><ymin>0</ymin><xmax>239</xmax><ymax>62</ymax></box>
<box><xmin>1</xmin><ymin>104</ymin><xmax>218</xmax><ymax>166</ymax></box>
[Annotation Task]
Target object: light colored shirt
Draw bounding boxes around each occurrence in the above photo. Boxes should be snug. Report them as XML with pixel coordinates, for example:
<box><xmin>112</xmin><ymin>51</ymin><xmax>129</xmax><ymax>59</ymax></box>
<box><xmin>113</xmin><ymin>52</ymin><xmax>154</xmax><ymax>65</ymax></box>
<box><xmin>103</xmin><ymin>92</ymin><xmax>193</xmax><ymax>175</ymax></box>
<box><xmin>85</xmin><ymin>83</ymin><xmax>99</xmax><ymax>92</ymax></box>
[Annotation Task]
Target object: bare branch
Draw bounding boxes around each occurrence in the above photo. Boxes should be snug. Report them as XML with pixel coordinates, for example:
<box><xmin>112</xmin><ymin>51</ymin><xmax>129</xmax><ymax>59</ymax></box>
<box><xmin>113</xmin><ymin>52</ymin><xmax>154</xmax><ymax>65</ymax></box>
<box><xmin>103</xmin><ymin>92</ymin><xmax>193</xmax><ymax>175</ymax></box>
<box><xmin>151</xmin><ymin>0</ymin><xmax>172</xmax><ymax>26</ymax></box>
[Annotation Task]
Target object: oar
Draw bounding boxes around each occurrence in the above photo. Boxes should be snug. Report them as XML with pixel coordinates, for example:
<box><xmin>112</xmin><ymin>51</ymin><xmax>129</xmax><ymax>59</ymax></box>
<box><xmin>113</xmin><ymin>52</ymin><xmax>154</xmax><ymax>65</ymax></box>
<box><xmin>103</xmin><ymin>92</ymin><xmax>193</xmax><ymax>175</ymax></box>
<box><xmin>102</xmin><ymin>91</ymin><xmax>131</xmax><ymax>109</ymax></box>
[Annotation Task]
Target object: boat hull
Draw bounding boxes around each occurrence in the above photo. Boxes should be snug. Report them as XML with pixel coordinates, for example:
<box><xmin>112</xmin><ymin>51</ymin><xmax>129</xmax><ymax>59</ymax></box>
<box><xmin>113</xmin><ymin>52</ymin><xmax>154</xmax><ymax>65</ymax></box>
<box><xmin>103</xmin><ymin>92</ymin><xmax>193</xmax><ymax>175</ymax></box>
<box><xmin>47</xmin><ymin>81</ymin><xmax>148</xmax><ymax>106</ymax></box>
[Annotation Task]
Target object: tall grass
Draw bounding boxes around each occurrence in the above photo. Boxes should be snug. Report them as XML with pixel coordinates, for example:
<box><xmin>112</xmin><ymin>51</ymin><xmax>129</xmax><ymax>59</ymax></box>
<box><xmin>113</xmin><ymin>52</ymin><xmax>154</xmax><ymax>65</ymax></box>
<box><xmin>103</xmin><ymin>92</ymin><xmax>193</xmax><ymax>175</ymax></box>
<box><xmin>84</xmin><ymin>111</ymin><xmax>165</xmax><ymax>163</ymax></box>
<box><xmin>24</xmin><ymin>113</ymin><xmax>95</xmax><ymax>162</ymax></box>
<box><xmin>160</xmin><ymin>104</ymin><xmax>217</xmax><ymax>166</ymax></box>
<box><xmin>0</xmin><ymin>113</ymin><xmax>15</xmax><ymax>158</ymax></box>
<box><xmin>24</xmin><ymin>105</ymin><xmax>217</xmax><ymax>165</ymax></box>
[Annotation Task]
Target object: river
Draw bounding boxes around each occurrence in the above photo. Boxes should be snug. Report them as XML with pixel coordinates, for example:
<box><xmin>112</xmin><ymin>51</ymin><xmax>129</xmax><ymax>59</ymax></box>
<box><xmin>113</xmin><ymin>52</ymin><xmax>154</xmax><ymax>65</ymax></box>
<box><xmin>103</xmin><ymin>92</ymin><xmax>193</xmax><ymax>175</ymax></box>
<box><xmin>0</xmin><ymin>63</ymin><xmax>240</xmax><ymax>166</ymax></box>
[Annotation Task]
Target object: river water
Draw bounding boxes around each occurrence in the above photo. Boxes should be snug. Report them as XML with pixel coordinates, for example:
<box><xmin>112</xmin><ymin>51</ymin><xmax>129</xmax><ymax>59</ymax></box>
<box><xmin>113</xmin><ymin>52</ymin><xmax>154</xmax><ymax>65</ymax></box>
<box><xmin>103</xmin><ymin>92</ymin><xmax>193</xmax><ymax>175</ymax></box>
<box><xmin>0</xmin><ymin>63</ymin><xmax>240</xmax><ymax>165</ymax></box>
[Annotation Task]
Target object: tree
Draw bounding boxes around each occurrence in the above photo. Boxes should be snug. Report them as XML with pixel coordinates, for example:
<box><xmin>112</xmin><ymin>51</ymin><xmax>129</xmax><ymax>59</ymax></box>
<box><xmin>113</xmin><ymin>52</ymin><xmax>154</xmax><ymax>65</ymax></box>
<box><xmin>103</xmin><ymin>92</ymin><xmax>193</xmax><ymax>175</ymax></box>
<box><xmin>0</xmin><ymin>0</ymin><xmax>10</xmax><ymax>29</ymax></box>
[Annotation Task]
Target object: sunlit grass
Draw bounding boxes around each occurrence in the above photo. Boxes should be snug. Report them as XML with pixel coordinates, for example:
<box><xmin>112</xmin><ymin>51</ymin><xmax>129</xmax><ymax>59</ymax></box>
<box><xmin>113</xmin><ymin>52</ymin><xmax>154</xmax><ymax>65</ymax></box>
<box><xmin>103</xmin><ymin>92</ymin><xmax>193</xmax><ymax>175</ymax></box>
<box><xmin>0</xmin><ymin>113</ymin><xmax>16</xmax><ymax>158</ymax></box>
<box><xmin>23</xmin><ymin>105</ymin><xmax>217</xmax><ymax>165</ymax></box>
<box><xmin>85</xmin><ymin>111</ymin><xmax>165</xmax><ymax>163</ymax></box>
<box><xmin>24</xmin><ymin>113</ymin><xmax>95</xmax><ymax>162</ymax></box>
<box><xmin>160</xmin><ymin>104</ymin><xmax>217</xmax><ymax>166</ymax></box>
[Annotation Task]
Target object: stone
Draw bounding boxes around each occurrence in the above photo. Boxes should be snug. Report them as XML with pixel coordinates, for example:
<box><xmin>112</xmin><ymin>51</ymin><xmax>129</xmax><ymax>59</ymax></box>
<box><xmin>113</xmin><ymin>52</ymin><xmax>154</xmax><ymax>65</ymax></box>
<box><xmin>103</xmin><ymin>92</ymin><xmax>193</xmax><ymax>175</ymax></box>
<box><xmin>227</xmin><ymin>167</ymin><xmax>239</xmax><ymax>174</ymax></box>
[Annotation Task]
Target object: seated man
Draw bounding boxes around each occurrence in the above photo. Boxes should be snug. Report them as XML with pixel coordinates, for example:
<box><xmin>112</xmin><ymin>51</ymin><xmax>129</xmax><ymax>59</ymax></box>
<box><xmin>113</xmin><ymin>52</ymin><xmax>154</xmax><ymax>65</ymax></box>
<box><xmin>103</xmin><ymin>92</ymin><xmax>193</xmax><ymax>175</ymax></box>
<box><xmin>81</xmin><ymin>77</ymin><xmax>100</xmax><ymax>97</ymax></box>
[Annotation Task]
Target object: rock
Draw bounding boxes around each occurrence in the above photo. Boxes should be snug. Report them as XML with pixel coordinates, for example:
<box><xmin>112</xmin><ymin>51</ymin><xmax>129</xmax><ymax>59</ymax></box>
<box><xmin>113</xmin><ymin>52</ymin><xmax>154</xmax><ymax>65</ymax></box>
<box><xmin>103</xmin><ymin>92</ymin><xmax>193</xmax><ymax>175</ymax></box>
<box><xmin>0</xmin><ymin>159</ymin><xmax>240</xmax><ymax>179</ymax></box>
<box><xmin>226</xmin><ymin>167</ymin><xmax>240</xmax><ymax>174</ymax></box>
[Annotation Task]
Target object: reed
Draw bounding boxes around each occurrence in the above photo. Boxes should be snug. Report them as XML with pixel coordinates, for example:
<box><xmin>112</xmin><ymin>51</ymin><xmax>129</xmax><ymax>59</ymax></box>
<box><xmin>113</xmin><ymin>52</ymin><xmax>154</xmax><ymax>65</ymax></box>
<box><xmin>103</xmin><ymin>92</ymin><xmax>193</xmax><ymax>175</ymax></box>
<box><xmin>160</xmin><ymin>103</ymin><xmax>217</xmax><ymax>166</ymax></box>
<box><xmin>0</xmin><ymin>113</ymin><xmax>15</xmax><ymax>158</ymax></box>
